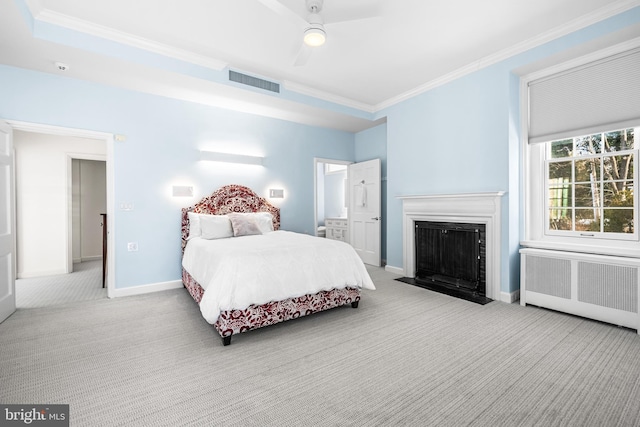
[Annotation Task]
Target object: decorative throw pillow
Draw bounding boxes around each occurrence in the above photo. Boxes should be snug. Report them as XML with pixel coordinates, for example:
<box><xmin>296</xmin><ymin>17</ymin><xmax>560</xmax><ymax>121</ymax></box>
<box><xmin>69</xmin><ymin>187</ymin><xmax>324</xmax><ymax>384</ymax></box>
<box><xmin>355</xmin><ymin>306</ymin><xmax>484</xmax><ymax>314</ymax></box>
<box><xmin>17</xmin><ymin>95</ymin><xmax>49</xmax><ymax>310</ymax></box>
<box><xmin>250</xmin><ymin>212</ymin><xmax>274</xmax><ymax>233</ymax></box>
<box><xmin>199</xmin><ymin>214</ymin><xmax>234</xmax><ymax>240</ymax></box>
<box><xmin>227</xmin><ymin>213</ymin><xmax>263</xmax><ymax>237</ymax></box>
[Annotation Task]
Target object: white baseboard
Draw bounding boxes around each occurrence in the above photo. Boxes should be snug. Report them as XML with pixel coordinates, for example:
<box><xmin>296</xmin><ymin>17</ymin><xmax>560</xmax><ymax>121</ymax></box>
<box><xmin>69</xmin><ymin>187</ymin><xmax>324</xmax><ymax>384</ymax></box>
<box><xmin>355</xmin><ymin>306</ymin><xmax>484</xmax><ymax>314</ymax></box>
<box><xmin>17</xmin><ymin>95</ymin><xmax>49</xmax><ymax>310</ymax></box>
<box><xmin>501</xmin><ymin>289</ymin><xmax>520</xmax><ymax>303</ymax></box>
<box><xmin>111</xmin><ymin>280</ymin><xmax>183</xmax><ymax>298</ymax></box>
<box><xmin>385</xmin><ymin>265</ymin><xmax>404</xmax><ymax>275</ymax></box>
<box><xmin>80</xmin><ymin>256</ymin><xmax>102</xmax><ymax>262</ymax></box>
<box><xmin>17</xmin><ymin>269</ymin><xmax>67</xmax><ymax>279</ymax></box>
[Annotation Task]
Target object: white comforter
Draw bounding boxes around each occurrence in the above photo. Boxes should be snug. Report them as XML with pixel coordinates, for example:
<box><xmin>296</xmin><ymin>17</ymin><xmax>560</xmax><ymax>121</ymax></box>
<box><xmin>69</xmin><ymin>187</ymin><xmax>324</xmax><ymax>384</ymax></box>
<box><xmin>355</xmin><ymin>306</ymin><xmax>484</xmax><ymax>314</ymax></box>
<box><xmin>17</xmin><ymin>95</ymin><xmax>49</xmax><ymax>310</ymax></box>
<box><xmin>182</xmin><ymin>230</ymin><xmax>375</xmax><ymax>324</ymax></box>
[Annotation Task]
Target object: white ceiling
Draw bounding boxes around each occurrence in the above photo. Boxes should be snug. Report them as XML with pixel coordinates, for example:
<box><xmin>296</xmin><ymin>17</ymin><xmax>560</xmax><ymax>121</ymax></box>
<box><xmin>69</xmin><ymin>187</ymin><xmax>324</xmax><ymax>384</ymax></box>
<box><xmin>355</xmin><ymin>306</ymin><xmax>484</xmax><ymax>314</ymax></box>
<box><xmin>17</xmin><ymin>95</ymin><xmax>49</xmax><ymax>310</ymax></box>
<box><xmin>2</xmin><ymin>0</ymin><xmax>639</xmax><ymax>131</ymax></box>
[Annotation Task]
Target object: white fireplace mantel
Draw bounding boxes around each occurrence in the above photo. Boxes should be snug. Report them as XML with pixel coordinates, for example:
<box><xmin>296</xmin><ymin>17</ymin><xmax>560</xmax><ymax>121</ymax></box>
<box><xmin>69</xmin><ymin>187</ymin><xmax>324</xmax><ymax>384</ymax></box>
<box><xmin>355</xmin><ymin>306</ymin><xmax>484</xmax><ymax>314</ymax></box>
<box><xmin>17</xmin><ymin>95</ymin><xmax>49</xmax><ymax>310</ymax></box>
<box><xmin>398</xmin><ymin>192</ymin><xmax>505</xmax><ymax>301</ymax></box>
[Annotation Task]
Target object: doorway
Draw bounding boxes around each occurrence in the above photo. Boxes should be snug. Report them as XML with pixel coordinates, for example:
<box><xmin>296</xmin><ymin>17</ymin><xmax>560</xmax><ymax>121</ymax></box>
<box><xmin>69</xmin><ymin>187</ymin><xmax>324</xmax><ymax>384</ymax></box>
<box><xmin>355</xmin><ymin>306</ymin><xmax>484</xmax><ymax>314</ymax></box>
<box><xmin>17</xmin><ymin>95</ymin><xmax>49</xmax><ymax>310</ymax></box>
<box><xmin>11</xmin><ymin>124</ymin><xmax>113</xmax><ymax>308</ymax></box>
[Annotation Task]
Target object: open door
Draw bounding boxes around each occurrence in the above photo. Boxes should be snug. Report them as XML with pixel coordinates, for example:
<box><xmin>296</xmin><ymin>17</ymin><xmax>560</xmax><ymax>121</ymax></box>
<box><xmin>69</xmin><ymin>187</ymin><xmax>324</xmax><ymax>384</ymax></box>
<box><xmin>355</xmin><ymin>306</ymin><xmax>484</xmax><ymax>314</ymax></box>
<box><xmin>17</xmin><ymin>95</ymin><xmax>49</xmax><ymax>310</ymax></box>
<box><xmin>349</xmin><ymin>158</ymin><xmax>381</xmax><ymax>266</ymax></box>
<box><xmin>0</xmin><ymin>120</ymin><xmax>15</xmax><ymax>323</ymax></box>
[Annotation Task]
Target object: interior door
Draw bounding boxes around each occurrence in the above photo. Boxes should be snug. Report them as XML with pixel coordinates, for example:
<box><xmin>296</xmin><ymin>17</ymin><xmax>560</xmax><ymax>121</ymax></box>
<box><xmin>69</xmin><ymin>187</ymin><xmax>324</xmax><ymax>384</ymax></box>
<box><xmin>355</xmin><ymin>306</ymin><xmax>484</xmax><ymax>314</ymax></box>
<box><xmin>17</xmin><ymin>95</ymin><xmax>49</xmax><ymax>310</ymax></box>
<box><xmin>349</xmin><ymin>158</ymin><xmax>381</xmax><ymax>266</ymax></box>
<box><xmin>0</xmin><ymin>120</ymin><xmax>15</xmax><ymax>323</ymax></box>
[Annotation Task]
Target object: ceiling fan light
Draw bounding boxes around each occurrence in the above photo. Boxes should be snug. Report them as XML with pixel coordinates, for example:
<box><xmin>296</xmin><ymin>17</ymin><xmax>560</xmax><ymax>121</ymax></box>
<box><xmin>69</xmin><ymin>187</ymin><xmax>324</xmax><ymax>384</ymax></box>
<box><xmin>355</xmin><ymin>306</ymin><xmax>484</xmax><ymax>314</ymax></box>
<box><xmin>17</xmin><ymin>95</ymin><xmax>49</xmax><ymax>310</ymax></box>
<box><xmin>304</xmin><ymin>26</ymin><xmax>326</xmax><ymax>47</ymax></box>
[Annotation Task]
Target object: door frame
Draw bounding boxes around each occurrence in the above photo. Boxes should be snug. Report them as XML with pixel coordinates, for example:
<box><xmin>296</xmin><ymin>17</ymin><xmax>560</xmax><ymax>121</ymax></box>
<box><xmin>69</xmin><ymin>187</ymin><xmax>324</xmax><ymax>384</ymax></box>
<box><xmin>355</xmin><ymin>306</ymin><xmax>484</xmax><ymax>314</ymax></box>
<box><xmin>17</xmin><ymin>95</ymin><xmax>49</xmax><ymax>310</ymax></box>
<box><xmin>313</xmin><ymin>157</ymin><xmax>352</xmax><ymax>237</ymax></box>
<box><xmin>8</xmin><ymin>120</ymin><xmax>116</xmax><ymax>298</ymax></box>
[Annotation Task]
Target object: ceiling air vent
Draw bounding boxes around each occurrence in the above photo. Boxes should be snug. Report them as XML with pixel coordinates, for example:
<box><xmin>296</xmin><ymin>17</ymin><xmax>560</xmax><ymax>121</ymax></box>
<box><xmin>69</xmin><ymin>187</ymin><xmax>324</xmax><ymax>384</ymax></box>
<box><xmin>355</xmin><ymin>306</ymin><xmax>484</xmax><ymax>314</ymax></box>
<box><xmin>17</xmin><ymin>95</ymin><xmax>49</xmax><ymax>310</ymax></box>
<box><xmin>229</xmin><ymin>70</ymin><xmax>280</xmax><ymax>93</ymax></box>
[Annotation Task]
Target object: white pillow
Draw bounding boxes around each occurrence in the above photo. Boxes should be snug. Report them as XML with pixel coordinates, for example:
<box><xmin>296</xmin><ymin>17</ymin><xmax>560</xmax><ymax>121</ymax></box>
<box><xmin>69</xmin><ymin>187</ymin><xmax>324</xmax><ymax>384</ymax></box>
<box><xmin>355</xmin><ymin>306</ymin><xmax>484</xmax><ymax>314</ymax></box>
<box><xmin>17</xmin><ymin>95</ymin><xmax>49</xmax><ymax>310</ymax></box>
<box><xmin>199</xmin><ymin>214</ymin><xmax>234</xmax><ymax>240</ymax></box>
<box><xmin>187</xmin><ymin>212</ymin><xmax>202</xmax><ymax>239</ymax></box>
<box><xmin>251</xmin><ymin>212</ymin><xmax>274</xmax><ymax>234</ymax></box>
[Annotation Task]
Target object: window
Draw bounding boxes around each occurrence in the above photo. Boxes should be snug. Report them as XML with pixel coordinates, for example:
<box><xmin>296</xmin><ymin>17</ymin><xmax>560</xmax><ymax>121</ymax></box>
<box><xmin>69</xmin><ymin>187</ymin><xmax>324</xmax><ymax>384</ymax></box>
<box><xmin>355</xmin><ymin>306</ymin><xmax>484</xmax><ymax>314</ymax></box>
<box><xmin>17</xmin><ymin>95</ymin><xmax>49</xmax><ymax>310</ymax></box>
<box><xmin>546</xmin><ymin>128</ymin><xmax>637</xmax><ymax>240</ymax></box>
<box><xmin>324</xmin><ymin>163</ymin><xmax>347</xmax><ymax>174</ymax></box>
<box><xmin>523</xmin><ymin>45</ymin><xmax>640</xmax><ymax>255</ymax></box>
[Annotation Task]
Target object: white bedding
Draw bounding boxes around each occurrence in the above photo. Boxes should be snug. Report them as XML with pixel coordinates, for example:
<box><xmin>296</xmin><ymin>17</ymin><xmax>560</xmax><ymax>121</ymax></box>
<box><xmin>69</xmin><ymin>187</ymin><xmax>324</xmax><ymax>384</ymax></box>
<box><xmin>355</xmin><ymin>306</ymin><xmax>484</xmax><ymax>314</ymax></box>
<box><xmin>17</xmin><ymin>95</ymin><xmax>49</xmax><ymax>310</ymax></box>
<box><xmin>182</xmin><ymin>230</ymin><xmax>375</xmax><ymax>324</ymax></box>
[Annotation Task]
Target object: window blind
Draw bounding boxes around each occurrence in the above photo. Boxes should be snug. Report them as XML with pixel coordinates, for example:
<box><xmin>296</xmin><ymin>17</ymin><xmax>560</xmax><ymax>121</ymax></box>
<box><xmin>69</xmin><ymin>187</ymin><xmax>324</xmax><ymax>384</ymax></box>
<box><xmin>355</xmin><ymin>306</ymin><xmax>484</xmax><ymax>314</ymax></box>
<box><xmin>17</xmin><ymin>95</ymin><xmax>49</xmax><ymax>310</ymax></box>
<box><xmin>528</xmin><ymin>48</ymin><xmax>640</xmax><ymax>144</ymax></box>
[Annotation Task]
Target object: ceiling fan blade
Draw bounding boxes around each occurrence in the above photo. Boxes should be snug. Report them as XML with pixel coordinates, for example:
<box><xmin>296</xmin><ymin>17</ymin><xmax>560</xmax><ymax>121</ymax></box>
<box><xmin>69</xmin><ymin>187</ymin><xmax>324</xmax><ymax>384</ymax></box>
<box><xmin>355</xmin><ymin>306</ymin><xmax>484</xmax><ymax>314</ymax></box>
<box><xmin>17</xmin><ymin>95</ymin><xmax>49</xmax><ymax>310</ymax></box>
<box><xmin>293</xmin><ymin>43</ymin><xmax>312</xmax><ymax>67</ymax></box>
<box><xmin>256</xmin><ymin>0</ymin><xmax>308</xmax><ymax>28</ymax></box>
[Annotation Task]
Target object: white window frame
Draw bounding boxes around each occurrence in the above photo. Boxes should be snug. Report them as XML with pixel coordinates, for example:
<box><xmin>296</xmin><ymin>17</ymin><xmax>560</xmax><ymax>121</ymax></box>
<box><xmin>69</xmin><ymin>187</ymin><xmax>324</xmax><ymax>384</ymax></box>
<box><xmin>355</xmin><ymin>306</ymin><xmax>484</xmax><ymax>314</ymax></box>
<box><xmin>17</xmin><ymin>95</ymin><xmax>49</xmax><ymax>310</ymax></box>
<box><xmin>543</xmin><ymin>131</ymin><xmax>638</xmax><ymax>241</ymax></box>
<box><xmin>521</xmin><ymin>40</ymin><xmax>640</xmax><ymax>258</ymax></box>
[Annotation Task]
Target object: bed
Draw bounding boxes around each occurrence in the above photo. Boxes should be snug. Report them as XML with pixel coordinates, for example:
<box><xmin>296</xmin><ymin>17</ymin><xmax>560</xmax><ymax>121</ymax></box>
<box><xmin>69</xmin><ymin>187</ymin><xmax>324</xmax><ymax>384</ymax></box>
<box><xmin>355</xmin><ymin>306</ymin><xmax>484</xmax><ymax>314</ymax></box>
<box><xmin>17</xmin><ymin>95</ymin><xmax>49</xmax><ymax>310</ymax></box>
<box><xmin>181</xmin><ymin>184</ymin><xmax>375</xmax><ymax>345</ymax></box>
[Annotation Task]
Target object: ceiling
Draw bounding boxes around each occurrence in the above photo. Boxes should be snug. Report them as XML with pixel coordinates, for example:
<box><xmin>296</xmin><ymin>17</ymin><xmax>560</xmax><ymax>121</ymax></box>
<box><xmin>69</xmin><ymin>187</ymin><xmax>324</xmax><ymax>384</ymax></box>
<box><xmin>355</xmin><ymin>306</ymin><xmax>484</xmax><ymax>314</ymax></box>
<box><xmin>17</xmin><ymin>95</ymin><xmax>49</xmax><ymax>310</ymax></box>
<box><xmin>1</xmin><ymin>0</ymin><xmax>639</xmax><ymax>132</ymax></box>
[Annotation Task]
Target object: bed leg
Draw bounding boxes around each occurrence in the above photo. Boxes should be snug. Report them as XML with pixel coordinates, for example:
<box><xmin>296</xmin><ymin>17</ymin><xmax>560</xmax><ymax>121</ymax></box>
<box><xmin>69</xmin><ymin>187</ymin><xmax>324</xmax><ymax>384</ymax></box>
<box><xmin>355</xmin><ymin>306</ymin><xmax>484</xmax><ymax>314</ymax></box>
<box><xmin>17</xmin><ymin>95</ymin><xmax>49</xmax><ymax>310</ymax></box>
<box><xmin>222</xmin><ymin>335</ymin><xmax>232</xmax><ymax>346</ymax></box>
<box><xmin>351</xmin><ymin>301</ymin><xmax>359</xmax><ymax>308</ymax></box>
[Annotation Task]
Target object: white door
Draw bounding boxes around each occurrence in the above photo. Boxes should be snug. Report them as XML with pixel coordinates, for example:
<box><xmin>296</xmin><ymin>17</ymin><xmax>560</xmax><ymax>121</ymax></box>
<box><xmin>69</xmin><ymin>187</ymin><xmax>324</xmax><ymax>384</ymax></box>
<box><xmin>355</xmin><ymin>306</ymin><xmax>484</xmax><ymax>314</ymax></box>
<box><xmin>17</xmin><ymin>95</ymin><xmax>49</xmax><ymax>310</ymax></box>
<box><xmin>349</xmin><ymin>158</ymin><xmax>381</xmax><ymax>266</ymax></box>
<box><xmin>0</xmin><ymin>120</ymin><xmax>15</xmax><ymax>323</ymax></box>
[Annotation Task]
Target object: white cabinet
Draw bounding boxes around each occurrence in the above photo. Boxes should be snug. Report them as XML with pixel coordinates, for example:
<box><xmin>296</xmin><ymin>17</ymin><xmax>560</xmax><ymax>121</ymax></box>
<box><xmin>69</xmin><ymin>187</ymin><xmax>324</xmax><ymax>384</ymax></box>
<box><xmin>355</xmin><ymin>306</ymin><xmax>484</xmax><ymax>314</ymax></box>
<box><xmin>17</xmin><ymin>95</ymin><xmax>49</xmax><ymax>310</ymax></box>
<box><xmin>325</xmin><ymin>217</ymin><xmax>348</xmax><ymax>243</ymax></box>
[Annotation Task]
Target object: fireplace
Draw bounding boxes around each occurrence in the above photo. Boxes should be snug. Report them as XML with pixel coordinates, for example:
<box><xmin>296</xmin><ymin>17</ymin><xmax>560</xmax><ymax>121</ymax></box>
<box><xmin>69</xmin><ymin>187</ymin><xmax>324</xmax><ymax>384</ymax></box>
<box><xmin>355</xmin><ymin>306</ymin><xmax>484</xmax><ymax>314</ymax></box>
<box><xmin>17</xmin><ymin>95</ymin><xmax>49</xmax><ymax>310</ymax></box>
<box><xmin>413</xmin><ymin>221</ymin><xmax>487</xmax><ymax>302</ymax></box>
<box><xmin>397</xmin><ymin>192</ymin><xmax>504</xmax><ymax>302</ymax></box>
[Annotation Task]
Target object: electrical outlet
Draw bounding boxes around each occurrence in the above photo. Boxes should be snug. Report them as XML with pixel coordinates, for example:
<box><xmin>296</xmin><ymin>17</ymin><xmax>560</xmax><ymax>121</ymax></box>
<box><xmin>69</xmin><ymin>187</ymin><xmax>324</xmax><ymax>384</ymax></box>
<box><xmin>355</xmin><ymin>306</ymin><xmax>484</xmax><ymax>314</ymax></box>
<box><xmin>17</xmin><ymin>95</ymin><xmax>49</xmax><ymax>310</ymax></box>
<box><xmin>127</xmin><ymin>242</ymin><xmax>138</xmax><ymax>252</ymax></box>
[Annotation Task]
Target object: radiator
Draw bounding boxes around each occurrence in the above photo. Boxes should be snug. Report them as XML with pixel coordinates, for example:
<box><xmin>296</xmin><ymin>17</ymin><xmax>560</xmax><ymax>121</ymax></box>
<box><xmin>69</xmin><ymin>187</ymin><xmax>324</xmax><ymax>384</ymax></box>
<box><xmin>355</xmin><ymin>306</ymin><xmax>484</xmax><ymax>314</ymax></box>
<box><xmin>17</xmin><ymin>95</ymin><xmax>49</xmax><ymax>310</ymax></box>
<box><xmin>520</xmin><ymin>248</ymin><xmax>640</xmax><ymax>332</ymax></box>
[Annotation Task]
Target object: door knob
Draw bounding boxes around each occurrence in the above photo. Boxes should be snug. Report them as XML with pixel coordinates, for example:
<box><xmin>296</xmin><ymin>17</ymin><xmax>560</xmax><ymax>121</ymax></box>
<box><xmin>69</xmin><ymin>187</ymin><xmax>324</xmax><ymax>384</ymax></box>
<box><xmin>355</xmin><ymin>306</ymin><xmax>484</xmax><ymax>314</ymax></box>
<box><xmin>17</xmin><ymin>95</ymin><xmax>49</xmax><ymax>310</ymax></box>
<box><xmin>371</xmin><ymin>217</ymin><xmax>381</xmax><ymax>220</ymax></box>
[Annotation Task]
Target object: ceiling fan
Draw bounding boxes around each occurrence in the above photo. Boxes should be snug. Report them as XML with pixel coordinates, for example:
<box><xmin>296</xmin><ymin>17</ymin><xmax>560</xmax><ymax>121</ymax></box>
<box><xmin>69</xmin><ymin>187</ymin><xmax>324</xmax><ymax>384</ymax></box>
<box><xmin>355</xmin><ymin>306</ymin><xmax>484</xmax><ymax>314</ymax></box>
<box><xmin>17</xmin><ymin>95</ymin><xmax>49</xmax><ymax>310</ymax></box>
<box><xmin>257</xmin><ymin>0</ymin><xmax>379</xmax><ymax>66</ymax></box>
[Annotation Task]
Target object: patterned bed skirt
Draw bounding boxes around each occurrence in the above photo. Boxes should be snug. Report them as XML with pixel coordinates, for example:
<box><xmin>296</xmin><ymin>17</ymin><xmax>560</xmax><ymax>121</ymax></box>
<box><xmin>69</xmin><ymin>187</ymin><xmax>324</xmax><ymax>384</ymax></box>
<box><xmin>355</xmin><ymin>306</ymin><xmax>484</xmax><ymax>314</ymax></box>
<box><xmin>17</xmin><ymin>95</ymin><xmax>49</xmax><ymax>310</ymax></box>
<box><xmin>182</xmin><ymin>268</ymin><xmax>360</xmax><ymax>343</ymax></box>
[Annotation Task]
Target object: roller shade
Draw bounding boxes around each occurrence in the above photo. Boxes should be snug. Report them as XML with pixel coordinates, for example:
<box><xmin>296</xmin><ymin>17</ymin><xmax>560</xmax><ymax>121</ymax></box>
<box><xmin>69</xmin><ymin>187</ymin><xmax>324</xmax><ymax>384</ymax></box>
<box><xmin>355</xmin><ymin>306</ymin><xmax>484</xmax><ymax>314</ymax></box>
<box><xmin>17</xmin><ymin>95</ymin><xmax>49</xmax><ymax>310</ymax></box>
<box><xmin>528</xmin><ymin>48</ymin><xmax>640</xmax><ymax>144</ymax></box>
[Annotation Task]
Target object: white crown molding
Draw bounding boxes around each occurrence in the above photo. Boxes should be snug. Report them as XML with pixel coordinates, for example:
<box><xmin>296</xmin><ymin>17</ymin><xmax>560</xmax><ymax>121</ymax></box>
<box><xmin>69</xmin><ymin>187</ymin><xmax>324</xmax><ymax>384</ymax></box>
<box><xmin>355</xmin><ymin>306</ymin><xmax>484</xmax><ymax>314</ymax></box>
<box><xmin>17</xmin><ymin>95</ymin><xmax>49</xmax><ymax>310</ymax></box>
<box><xmin>283</xmin><ymin>80</ymin><xmax>376</xmax><ymax>114</ymax></box>
<box><xmin>34</xmin><ymin>9</ymin><xmax>228</xmax><ymax>71</ymax></box>
<box><xmin>375</xmin><ymin>0</ymin><xmax>640</xmax><ymax>111</ymax></box>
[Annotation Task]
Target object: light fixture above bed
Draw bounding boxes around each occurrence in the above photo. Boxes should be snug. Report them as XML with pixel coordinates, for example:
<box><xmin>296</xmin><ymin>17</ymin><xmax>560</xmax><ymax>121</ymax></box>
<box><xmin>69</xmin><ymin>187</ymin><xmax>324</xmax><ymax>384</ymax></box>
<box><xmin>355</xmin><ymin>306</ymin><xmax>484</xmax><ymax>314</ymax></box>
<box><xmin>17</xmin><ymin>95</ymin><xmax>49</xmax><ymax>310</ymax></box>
<box><xmin>172</xmin><ymin>186</ymin><xmax>194</xmax><ymax>197</ymax></box>
<box><xmin>199</xmin><ymin>150</ymin><xmax>264</xmax><ymax>166</ymax></box>
<box><xmin>269</xmin><ymin>189</ymin><xmax>284</xmax><ymax>198</ymax></box>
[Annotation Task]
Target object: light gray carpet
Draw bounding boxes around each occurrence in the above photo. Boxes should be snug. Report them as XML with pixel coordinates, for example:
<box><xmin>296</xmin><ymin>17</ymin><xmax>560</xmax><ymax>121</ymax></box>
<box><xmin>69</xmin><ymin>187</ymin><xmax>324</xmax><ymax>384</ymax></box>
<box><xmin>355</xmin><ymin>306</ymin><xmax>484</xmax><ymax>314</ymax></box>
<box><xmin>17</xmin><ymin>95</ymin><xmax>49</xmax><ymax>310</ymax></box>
<box><xmin>1</xmin><ymin>266</ymin><xmax>639</xmax><ymax>426</ymax></box>
<box><xmin>16</xmin><ymin>260</ymin><xmax>106</xmax><ymax>308</ymax></box>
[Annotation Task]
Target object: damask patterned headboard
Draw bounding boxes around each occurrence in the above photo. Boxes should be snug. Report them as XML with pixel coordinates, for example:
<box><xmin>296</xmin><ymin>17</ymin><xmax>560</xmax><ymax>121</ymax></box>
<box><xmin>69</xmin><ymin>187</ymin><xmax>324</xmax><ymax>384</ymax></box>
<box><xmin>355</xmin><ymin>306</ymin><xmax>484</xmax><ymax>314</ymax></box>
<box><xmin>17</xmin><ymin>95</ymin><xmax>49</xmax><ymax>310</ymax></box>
<box><xmin>181</xmin><ymin>184</ymin><xmax>281</xmax><ymax>253</ymax></box>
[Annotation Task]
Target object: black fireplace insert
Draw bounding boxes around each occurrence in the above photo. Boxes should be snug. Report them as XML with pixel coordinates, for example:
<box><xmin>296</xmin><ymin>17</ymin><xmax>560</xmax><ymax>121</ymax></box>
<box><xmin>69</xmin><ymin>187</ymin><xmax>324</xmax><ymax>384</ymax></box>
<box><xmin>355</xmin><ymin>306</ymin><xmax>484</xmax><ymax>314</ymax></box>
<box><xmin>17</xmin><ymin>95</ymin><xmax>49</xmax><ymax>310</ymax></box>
<box><xmin>397</xmin><ymin>221</ymin><xmax>491</xmax><ymax>304</ymax></box>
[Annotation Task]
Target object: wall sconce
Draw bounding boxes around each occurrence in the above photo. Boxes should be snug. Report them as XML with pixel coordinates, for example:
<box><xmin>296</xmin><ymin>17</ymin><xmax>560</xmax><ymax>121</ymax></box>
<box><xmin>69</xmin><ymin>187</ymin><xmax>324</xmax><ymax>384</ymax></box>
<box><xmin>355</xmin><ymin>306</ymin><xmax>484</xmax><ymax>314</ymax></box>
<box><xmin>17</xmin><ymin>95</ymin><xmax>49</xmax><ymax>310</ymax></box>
<box><xmin>172</xmin><ymin>186</ymin><xmax>194</xmax><ymax>197</ymax></box>
<box><xmin>199</xmin><ymin>150</ymin><xmax>264</xmax><ymax>165</ymax></box>
<box><xmin>269</xmin><ymin>189</ymin><xmax>284</xmax><ymax>198</ymax></box>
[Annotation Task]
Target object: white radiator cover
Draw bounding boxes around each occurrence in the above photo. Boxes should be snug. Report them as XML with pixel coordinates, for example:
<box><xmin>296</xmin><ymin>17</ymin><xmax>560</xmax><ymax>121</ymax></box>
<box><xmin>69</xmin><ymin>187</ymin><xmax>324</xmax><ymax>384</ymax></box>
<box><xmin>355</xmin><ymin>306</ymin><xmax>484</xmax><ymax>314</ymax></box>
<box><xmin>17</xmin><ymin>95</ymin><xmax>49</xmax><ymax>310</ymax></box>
<box><xmin>520</xmin><ymin>248</ymin><xmax>640</xmax><ymax>333</ymax></box>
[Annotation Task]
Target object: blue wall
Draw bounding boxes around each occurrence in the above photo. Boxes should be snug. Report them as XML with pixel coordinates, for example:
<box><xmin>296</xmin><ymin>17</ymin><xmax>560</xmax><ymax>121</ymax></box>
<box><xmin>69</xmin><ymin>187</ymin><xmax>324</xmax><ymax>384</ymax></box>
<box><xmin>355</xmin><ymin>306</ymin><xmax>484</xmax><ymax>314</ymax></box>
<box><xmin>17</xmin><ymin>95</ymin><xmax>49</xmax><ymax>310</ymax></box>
<box><xmin>381</xmin><ymin>7</ymin><xmax>640</xmax><ymax>294</ymax></box>
<box><xmin>0</xmin><ymin>65</ymin><xmax>355</xmax><ymax>289</ymax></box>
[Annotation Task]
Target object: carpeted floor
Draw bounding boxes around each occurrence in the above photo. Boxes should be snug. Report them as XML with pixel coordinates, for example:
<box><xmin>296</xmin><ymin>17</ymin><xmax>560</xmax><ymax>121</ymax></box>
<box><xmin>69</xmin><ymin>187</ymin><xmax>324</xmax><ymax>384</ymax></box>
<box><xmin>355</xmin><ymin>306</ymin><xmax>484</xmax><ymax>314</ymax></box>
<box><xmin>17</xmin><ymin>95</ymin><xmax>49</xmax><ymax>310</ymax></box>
<box><xmin>1</xmin><ymin>266</ymin><xmax>639</xmax><ymax>426</ymax></box>
<box><xmin>15</xmin><ymin>260</ymin><xmax>106</xmax><ymax>308</ymax></box>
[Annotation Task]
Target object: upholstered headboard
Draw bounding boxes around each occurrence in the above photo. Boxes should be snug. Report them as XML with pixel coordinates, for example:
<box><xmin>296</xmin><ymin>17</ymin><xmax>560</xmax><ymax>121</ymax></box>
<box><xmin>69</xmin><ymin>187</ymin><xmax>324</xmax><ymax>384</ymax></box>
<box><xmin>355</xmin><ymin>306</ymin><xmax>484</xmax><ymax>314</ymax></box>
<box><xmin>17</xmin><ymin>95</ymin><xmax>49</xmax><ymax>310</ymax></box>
<box><xmin>181</xmin><ymin>184</ymin><xmax>281</xmax><ymax>253</ymax></box>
